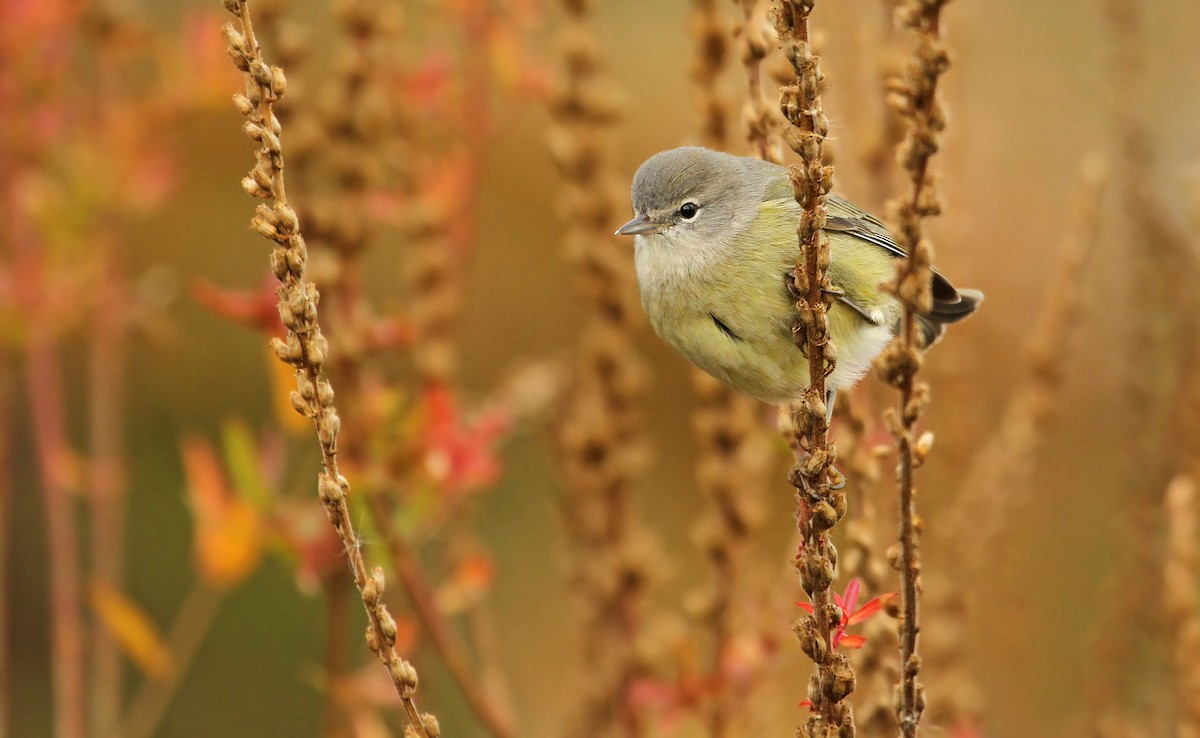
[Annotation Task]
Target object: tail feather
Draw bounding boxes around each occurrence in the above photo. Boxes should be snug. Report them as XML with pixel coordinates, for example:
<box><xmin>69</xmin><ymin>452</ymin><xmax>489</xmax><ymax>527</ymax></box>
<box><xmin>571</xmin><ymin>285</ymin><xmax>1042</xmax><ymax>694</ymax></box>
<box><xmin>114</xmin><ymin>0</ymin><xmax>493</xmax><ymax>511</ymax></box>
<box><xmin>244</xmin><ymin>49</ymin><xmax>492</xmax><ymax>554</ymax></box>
<box><xmin>918</xmin><ymin>287</ymin><xmax>983</xmax><ymax>348</ymax></box>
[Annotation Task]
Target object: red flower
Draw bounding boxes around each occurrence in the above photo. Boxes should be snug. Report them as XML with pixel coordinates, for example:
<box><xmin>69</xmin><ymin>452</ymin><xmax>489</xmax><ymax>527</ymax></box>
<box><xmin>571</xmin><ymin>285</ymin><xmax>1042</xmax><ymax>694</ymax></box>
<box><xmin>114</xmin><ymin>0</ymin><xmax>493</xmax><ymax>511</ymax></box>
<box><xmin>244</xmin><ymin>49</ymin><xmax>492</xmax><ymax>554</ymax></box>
<box><xmin>797</xmin><ymin>578</ymin><xmax>896</xmax><ymax>650</ymax></box>
<box><xmin>422</xmin><ymin>383</ymin><xmax>509</xmax><ymax>497</ymax></box>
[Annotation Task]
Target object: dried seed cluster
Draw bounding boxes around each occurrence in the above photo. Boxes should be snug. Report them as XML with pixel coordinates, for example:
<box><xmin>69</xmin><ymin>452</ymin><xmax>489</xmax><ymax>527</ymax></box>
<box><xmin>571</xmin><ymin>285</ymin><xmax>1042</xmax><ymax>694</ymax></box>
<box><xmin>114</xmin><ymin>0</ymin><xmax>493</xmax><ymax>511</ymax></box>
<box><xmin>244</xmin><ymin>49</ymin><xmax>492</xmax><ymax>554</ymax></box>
<box><xmin>550</xmin><ymin>2</ymin><xmax>655</xmax><ymax>736</ymax></box>
<box><xmin>774</xmin><ymin>2</ymin><xmax>856</xmax><ymax>736</ymax></box>
<box><xmin>220</xmin><ymin>2</ymin><xmax>434</xmax><ymax>734</ymax></box>
<box><xmin>734</xmin><ymin>0</ymin><xmax>783</xmax><ymax>163</ymax></box>
<box><xmin>692</xmin><ymin>0</ymin><xmax>731</xmax><ymax>149</ymax></box>
<box><xmin>874</xmin><ymin>2</ymin><xmax>953</xmax><ymax>736</ymax></box>
<box><xmin>688</xmin><ymin>7</ymin><xmax>772</xmax><ymax>734</ymax></box>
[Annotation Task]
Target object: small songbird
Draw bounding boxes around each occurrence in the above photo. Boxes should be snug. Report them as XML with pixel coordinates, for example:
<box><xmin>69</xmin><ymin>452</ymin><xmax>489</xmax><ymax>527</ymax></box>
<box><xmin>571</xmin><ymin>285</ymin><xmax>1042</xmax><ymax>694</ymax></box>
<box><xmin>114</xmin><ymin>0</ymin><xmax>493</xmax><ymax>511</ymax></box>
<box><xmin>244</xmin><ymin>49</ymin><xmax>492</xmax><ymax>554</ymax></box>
<box><xmin>616</xmin><ymin>146</ymin><xmax>982</xmax><ymax>406</ymax></box>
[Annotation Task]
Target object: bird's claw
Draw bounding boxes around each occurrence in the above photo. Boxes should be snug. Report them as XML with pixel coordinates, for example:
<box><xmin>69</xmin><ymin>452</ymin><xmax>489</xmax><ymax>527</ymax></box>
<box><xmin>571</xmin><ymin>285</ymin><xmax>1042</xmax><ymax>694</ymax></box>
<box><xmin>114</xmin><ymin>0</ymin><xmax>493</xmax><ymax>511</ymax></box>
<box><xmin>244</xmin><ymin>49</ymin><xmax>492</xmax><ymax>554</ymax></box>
<box><xmin>784</xmin><ymin>271</ymin><xmax>845</xmax><ymax>302</ymax></box>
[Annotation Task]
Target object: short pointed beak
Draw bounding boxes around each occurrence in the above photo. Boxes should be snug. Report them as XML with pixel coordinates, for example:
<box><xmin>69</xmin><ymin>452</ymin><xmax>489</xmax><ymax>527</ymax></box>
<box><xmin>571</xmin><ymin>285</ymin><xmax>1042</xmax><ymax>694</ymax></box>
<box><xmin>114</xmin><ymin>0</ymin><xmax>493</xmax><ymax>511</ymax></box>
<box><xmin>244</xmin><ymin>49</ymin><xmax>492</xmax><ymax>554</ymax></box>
<box><xmin>615</xmin><ymin>213</ymin><xmax>664</xmax><ymax>236</ymax></box>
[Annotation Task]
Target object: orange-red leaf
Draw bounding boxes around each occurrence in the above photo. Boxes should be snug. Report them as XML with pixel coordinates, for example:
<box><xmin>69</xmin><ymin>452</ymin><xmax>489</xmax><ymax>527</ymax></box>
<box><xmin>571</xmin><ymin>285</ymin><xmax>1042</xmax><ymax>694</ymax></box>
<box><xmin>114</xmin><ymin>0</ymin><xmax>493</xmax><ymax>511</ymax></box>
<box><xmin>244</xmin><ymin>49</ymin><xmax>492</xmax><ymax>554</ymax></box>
<box><xmin>182</xmin><ymin>437</ymin><xmax>263</xmax><ymax>588</ymax></box>
<box><xmin>839</xmin><ymin>635</ymin><xmax>867</xmax><ymax>649</ymax></box>
<box><xmin>846</xmin><ymin>592</ymin><xmax>898</xmax><ymax>626</ymax></box>
<box><xmin>88</xmin><ymin>582</ymin><xmax>173</xmax><ymax>681</ymax></box>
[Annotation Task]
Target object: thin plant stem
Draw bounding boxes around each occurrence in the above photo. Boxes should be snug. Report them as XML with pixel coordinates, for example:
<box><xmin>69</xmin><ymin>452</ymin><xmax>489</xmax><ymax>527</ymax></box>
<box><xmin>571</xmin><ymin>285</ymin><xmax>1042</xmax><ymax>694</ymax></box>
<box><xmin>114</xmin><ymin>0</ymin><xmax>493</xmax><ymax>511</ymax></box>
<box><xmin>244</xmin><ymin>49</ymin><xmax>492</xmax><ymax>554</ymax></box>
<box><xmin>774</xmin><ymin>2</ymin><xmax>852</xmax><ymax>734</ymax></box>
<box><xmin>551</xmin><ymin>1</ymin><xmax>653</xmax><ymax>735</ymax></box>
<box><xmin>366</xmin><ymin>493</ymin><xmax>516</xmax><ymax>738</ymax></box>
<box><xmin>27</xmin><ymin>339</ymin><xmax>86</xmax><ymax>738</ymax></box>
<box><xmin>219</xmin><ymin>1</ymin><xmax>434</xmax><ymax>734</ymax></box>
<box><xmin>690</xmin><ymin>1</ymin><xmax>770</xmax><ymax>734</ymax></box>
<box><xmin>876</xmin><ymin>2</ymin><xmax>953</xmax><ymax>735</ymax></box>
<box><xmin>0</xmin><ymin>349</ymin><xmax>11</xmax><ymax>738</ymax></box>
<box><xmin>321</xmin><ymin>567</ymin><xmax>350</xmax><ymax>738</ymax></box>
<box><xmin>111</xmin><ymin>584</ymin><xmax>223</xmax><ymax>738</ymax></box>
<box><xmin>88</xmin><ymin>227</ymin><xmax>128</xmax><ymax>738</ymax></box>
<box><xmin>1163</xmin><ymin>476</ymin><xmax>1200</xmax><ymax>737</ymax></box>
<box><xmin>6</xmin><ymin>148</ymin><xmax>85</xmax><ymax>738</ymax></box>
<box><xmin>81</xmin><ymin>5</ymin><xmax>129</xmax><ymax>728</ymax></box>
<box><xmin>735</xmin><ymin>0</ymin><xmax>781</xmax><ymax>163</ymax></box>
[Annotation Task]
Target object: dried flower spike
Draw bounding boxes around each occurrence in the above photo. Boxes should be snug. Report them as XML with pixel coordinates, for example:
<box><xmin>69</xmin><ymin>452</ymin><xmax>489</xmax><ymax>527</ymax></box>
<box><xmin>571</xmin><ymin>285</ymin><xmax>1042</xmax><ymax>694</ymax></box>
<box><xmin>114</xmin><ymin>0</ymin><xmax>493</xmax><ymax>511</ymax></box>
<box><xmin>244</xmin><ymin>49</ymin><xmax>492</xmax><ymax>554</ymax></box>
<box><xmin>878</xmin><ymin>1</ymin><xmax>954</xmax><ymax>736</ymax></box>
<box><xmin>218</xmin><ymin>1</ymin><xmax>432</xmax><ymax>734</ymax></box>
<box><xmin>774</xmin><ymin>1</ymin><xmax>856</xmax><ymax>736</ymax></box>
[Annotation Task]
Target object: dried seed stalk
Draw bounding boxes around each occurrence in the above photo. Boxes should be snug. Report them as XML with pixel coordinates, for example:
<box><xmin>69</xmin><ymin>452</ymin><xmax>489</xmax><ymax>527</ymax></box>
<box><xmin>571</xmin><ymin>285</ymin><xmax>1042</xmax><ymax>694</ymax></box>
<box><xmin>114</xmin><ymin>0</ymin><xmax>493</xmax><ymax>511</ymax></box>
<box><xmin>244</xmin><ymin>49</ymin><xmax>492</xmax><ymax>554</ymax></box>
<box><xmin>875</xmin><ymin>1</ymin><xmax>953</xmax><ymax>735</ymax></box>
<box><xmin>689</xmin><ymin>5</ymin><xmax>772</xmax><ymax>735</ymax></box>
<box><xmin>946</xmin><ymin>156</ymin><xmax>1106</xmax><ymax>571</ymax></box>
<box><xmin>1164</xmin><ymin>476</ymin><xmax>1200</xmax><ymax>738</ymax></box>
<box><xmin>775</xmin><ymin>2</ymin><xmax>853</xmax><ymax>735</ymax></box>
<box><xmin>551</xmin><ymin>2</ymin><xmax>653</xmax><ymax>736</ymax></box>
<box><xmin>693</xmin><ymin>0</ymin><xmax>731</xmax><ymax>150</ymax></box>
<box><xmin>735</xmin><ymin>0</ymin><xmax>783</xmax><ymax>163</ymax></box>
<box><xmin>219</xmin><ymin>2</ymin><xmax>434</xmax><ymax>735</ymax></box>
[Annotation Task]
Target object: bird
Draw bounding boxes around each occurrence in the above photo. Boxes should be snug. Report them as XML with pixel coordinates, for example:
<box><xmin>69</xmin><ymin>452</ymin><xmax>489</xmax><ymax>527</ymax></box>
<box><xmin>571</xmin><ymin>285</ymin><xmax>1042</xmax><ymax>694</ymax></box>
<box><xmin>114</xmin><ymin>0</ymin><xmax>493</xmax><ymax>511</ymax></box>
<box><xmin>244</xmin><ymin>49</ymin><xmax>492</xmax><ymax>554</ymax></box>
<box><xmin>615</xmin><ymin>146</ymin><xmax>982</xmax><ymax>407</ymax></box>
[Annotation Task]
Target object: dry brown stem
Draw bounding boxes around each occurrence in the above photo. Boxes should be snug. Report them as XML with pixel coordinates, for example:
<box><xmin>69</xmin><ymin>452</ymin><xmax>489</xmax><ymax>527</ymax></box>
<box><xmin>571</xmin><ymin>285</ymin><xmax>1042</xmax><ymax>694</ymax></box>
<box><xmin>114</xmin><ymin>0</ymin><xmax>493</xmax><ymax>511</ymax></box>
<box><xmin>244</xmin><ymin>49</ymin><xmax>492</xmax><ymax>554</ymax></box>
<box><xmin>77</xmin><ymin>7</ymin><xmax>133</xmax><ymax>729</ymax></box>
<box><xmin>922</xmin><ymin>157</ymin><xmax>1105</xmax><ymax>735</ymax></box>
<box><xmin>1087</xmin><ymin>3</ymin><xmax>1200</xmax><ymax>724</ymax></box>
<box><xmin>834</xmin><ymin>393</ymin><xmax>898</xmax><ymax>735</ymax></box>
<box><xmin>110</xmin><ymin>584</ymin><xmax>223</xmax><ymax>738</ymax></box>
<box><xmin>875</xmin><ymin>1</ymin><xmax>953</xmax><ymax>735</ymax></box>
<box><xmin>219</xmin><ymin>2</ymin><xmax>434</xmax><ymax>735</ymax></box>
<box><xmin>859</xmin><ymin>0</ymin><xmax>907</xmax><ymax>209</ymax></box>
<box><xmin>946</xmin><ymin>156</ymin><xmax>1107</xmax><ymax>571</ymax></box>
<box><xmin>735</xmin><ymin>0</ymin><xmax>783</xmax><ymax>163</ymax></box>
<box><xmin>0</xmin><ymin>353</ymin><xmax>8</xmax><ymax>738</ymax></box>
<box><xmin>550</xmin><ymin>3</ymin><xmax>654</xmax><ymax>737</ymax></box>
<box><xmin>689</xmin><ymin>3</ymin><xmax>772</xmax><ymax>734</ymax></box>
<box><xmin>692</xmin><ymin>0</ymin><xmax>732</xmax><ymax>150</ymax></box>
<box><xmin>1164</xmin><ymin>476</ymin><xmax>1200</xmax><ymax>738</ymax></box>
<box><xmin>29</xmin><ymin>334</ymin><xmax>84</xmax><ymax>738</ymax></box>
<box><xmin>774</xmin><ymin>2</ymin><xmax>853</xmax><ymax>735</ymax></box>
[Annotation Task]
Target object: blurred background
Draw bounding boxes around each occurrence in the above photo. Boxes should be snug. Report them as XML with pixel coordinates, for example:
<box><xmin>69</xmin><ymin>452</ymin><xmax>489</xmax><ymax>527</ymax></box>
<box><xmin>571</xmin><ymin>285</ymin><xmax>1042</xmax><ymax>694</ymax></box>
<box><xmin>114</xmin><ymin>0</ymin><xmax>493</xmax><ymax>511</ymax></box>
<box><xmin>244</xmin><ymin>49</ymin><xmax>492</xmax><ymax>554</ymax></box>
<box><xmin>3</xmin><ymin>0</ymin><xmax>1199</xmax><ymax>737</ymax></box>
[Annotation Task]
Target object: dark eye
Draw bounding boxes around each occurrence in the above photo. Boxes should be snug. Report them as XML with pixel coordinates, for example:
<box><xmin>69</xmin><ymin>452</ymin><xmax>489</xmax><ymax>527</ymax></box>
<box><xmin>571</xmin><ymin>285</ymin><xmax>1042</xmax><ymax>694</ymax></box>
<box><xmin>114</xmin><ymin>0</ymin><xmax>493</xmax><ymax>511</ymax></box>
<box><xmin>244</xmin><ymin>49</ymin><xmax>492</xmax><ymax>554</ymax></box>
<box><xmin>678</xmin><ymin>202</ymin><xmax>699</xmax><ymax>220</ymax></box>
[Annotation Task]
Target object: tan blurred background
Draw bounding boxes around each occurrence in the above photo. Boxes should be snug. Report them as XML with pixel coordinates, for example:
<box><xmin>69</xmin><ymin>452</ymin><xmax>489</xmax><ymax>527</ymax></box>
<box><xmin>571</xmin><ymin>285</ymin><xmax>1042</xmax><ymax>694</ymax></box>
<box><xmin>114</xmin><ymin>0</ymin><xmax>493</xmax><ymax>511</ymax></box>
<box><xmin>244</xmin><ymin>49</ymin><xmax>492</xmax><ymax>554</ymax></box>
<box><xmin>5</xmin><ymin>0</ymin><xmax>1200</xmax><ymax>737</ymax></box>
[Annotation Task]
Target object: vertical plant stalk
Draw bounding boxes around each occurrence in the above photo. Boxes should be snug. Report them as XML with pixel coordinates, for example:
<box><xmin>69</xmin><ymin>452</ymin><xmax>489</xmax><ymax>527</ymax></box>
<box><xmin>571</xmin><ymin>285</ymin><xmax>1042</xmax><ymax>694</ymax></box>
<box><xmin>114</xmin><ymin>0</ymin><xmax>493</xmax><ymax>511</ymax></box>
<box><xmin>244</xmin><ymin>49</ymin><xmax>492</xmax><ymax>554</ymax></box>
<box><xmin>860</xmin><ymin>0</ymin><xmax>907</xmax><ymax>209</ymax></box>
<box><xmin>28</xmin><ymin>343</ymin><xmax>85</xmax><ymax>738</ymax></box>
<box><xmin>11</xmin><ymin>175</ymin><xmax>86</xmax><ymax>738</ymax></box>
<box><xmin>946</xmin><ymin>157</ymin><xmax>1106</xmax><ymax>569</ymax></box>
<box><xmin>88</xmin><ymin>227</ymin><xmax>128</xmax><ymax>738</ymax></box>
<box><xmin>836</xmin><ymin>394</ymin><xmax>898</xmax><ymax>737</ymax></box>
<box><xmin>926</xmin><ymin>157</ymin><xmax>1105</xmax><ymax>734</ymax></box>
<box><xmin>110</xmin><ymin>584</ymin><xmax>223</xmax><ymax>738</ymax></box>
<box><xmin>689</xmin><ymin>4</ymin><xmax>770</xmax><ymax>735</ymax></box>
<box><xmin>367</xmin><ymin>507</ymin><xmax>518</xmax><ymax>738</ymax></box>
<box><xmin>775</xmin><ymin>2</ymin><xmax>851</xmax><ymax>735</ymax></box>
<box><xmin>693</xmin><ymin>0</ymin><xmax>731</xmax><ymax>149</ymax></box>
<box><xmin>80</xmin><ymin>9</ymin><xmax>130</xmax><ymax>731</ymax></box>
<box><xmin>1088</xmin><ymin>3</ymin><xmax>1200</xmax><ymax>723</ymax></box>
<box><xmin>876</xmin><ymin>2</ymin><xmax>952</xmax><ymax>735</ymax></box>
<box><xmin>1163</xmin><ymin>476</ymin><xmax>1200</xmax><ymax>738</ymax></box>
<box><xmin>0</xmin><ymin>353</ymin><xmax>8</xmax><ymax>738</ymax></box>
<box><xmin>735</xmin><ymin>0</ymin><xmax>782</xmax><ymax>163</ymax></box>
<box><xmin>551</xmin><ymin>1</ymin><xmax>653</xmax><ymax>736</ymax></box>
<box><xmin>219</xmin><ymin>3</ymin><xmax>434</xmax><ymax>736</ymax></box>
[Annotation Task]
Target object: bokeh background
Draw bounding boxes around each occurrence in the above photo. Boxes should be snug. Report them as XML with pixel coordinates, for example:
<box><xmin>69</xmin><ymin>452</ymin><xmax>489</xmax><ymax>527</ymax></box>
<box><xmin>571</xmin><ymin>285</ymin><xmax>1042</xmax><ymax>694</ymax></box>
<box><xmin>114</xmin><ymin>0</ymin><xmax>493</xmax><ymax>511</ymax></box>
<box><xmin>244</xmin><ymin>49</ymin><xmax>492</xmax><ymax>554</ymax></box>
<box><xmin>4</xmin><ymin>0</ymin><xmax>1200</xmax><ymax>737</ymax></box>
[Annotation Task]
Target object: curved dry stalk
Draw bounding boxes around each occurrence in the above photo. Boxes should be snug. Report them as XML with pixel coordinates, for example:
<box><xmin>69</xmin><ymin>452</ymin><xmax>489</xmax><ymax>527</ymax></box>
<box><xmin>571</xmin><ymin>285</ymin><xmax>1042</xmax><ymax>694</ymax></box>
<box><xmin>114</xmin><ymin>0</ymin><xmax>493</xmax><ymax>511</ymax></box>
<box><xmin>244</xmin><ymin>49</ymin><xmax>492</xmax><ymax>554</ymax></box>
<box><xmin>874</xmin><ymin>1</ymin><xmax>953</xmax><ymax>735</ymax></box>
<box><xmin>774</xmin><ymin>2</ymin><xmax>853</xmax><ymax>735</ymax></box>
<box><xmin>218</xmin><ymin>2</ymin><xmax>434</xmax><ymax>735</ymax></box>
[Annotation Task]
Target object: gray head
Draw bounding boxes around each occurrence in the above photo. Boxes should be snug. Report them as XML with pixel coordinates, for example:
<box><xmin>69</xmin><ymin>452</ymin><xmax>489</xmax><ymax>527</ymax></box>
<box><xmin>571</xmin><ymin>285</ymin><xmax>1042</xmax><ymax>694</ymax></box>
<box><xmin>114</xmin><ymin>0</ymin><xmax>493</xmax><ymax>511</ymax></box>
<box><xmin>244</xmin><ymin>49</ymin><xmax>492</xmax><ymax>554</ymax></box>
<box><xmin>615</xmin><ymin>147</ymin><xmax>770</xmax><ymax>245</ymax></box>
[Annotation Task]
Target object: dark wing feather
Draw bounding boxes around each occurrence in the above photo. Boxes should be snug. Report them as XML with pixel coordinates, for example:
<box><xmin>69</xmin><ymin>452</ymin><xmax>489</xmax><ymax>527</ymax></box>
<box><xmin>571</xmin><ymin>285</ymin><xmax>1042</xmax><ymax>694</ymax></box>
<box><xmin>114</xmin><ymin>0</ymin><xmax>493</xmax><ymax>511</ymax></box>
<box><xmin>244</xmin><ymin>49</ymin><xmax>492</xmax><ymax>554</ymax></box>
<box><xmin>824</xmin><ymin>194</ymin><xmax>982</xmax><ymax>346</ymax></box>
